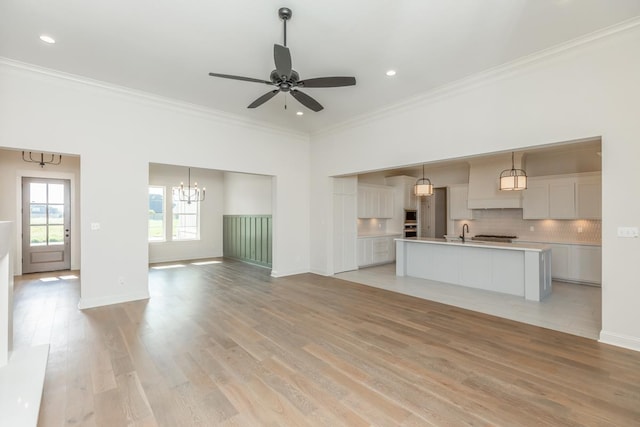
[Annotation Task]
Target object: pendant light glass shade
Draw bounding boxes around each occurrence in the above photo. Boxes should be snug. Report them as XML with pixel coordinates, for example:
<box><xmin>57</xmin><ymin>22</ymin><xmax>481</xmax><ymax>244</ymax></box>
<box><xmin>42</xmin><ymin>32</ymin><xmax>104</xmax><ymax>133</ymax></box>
<box><xmin>499</xmin><ymin>152</ymin><xmax>527</xmax><ymax>191</ymax></box>
<box><xmin>414</xmin><ymin>165</ymin><xmax>433</xmax><ymax>196</ymax></box>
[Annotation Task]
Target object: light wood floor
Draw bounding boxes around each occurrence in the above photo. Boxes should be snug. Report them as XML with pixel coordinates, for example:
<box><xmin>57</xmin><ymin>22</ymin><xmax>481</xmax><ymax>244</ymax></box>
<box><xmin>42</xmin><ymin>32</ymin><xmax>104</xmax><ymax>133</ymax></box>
<box><xmin>14</xmin><ymin>260</ymin><xmax>640</xmax><ymax>426</ymax></box>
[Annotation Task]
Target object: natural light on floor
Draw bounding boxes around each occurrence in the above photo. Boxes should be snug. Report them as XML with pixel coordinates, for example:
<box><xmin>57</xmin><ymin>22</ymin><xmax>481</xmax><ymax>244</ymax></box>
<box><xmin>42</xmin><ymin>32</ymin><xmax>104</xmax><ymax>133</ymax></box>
<box><xmin>39</xmin><ymin>277</ymin><xmax>59</xmax><ymax>282</ymax></box>
<box><xmin>59</xmin><ymin>275</ymin><xmax>78</xmax><ymax>280</ymax></box>
<box><xmin>191</xmin><ymin>260</ymin><xmax>222</xmax><ymax>265</ymax></box>
<box><xmin>151</xmin><ymin>264</ymin><xmax>186</xmax><ymax>270</ymax></box>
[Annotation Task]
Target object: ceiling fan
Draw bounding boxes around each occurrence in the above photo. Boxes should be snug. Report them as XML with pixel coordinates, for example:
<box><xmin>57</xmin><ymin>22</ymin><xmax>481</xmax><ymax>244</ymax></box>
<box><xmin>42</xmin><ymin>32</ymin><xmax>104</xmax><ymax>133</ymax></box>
<box><xmin>208</xmin><ymin>7</ymin><xmax>356</xmax><ymax>112</ymax></box>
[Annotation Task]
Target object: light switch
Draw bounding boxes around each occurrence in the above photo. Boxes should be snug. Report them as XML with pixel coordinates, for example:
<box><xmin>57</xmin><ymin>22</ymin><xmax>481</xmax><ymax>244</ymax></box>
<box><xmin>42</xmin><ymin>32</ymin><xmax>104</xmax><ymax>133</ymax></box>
<box><xmin>91</xmin><ymin>222</ymin><xmax>101</xmax><ymax>231</ymax></box>
<box><xmin>617</xmin><ymin>226</ymin><xmax>639</xmax><ymax>238</ymax></box>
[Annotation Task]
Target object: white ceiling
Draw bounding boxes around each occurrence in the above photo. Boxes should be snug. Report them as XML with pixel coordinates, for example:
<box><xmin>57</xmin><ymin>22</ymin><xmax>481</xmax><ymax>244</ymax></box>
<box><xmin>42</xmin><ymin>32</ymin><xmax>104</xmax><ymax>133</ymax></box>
<box><xmin>1</xmin><ymin>1</ymin><xmax>639</xmax><ymax>134</ymax></box>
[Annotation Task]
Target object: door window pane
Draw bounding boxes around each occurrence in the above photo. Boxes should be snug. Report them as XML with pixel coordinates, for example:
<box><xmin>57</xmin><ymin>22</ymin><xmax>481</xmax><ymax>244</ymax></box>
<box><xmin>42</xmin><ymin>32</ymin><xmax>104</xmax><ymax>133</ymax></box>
<box><xmin>149</xmin><ymin>186</ymin><xmax>165</xmax><ymax>242</ymax></box>
<box><xmin>48</xmin><ymin>225</ymin><xmax>64</xmax><ymax>245</ymax></box>
<box><xmin>30</xmin><ymin>183</ymin><xmax>47</xmax><ymax>203</ymax></box>
<box><xmin>30</xmin><ymin>205</ymin><xmax>47</xmax><ymax>224</ymax></box>
<box><xmin>48</xmin><ymin>183</ymin><xmax>64</xmax><ymax>204</ymax></box>
<box><xmin>48</xmin><ymin>205</ymin><xmax>64</xmax><ymax>224</ymax></box>
<box><xmin>30</xmin><ymin>225</ymin><xmax>47</xmax><ymax>246</ymax></box>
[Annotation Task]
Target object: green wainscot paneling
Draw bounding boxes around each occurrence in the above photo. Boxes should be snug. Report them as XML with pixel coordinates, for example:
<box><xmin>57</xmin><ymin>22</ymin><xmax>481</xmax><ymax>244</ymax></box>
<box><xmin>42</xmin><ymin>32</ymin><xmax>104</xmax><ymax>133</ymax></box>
<box><xmin>223</xmin><ymin>215</ymin><xmax>272</xmax><ymax>268</ymax></box>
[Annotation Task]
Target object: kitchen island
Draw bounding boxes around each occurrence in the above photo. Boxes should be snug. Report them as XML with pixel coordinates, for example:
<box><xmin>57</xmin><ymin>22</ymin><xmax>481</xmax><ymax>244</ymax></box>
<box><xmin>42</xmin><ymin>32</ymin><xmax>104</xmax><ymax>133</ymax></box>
<box><xmin>395</xmin><ymin>237</ymin><xmax>552</xmax><ymax>301</ymax></box>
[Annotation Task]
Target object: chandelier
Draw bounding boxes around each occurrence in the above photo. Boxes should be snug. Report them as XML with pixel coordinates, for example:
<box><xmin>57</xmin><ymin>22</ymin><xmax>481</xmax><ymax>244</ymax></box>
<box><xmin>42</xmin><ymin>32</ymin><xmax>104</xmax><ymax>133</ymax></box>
<box><xmin>176</xmin><ymin>168</ymin><xmax>205</xmax><ymax>204</ymax></box>
<box><xmin>22</xmin><ymin>151</ymin><xmax>62</xmax><ymax>168</ymax></box>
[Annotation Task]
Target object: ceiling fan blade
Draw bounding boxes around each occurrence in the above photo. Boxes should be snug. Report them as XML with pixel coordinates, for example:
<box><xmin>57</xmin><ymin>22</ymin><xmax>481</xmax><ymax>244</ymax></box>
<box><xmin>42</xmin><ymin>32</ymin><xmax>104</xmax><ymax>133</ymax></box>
<box><xmin>274</xmin><ymin>44</ymin><xmax>292</xmax><ymax>80</ymax></box>
<box><xmin>298</xmin><ymin>77</ymin><xmax>356</xmax><ymax>88</ymax></box>
<box><xmin>247</xmin><ymin>90</ymin><xmax>280</xmax><ymax>109</ymax></box>
<box><xmin>290</xmin><ymin>90</ymin><xmax>324</xmax><ymax>112</ymax></box>
<box><xmin>209</xmin><ymin>72</ymin><xmax>272</xmax><ymax>85</ymax></box>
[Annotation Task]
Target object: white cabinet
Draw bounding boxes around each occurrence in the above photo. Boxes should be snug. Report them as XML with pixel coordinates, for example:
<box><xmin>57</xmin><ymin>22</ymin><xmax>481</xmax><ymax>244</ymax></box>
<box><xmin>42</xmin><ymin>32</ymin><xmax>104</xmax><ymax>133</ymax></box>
<box><xmin>570</xmin><ymin>245</ymin><xmax>602</xmax><ymax>284</ymax></box>
<box><xmin>549</xmin><ymin>181</ymin><xmax>575</xmax><ymax>219</ymax></box>
<box><xmin>548</xmin><ymin>244</ymin><xmax>570</xmax><ymax>280</ymax></box>
<box><xmin>522</xmin><ymin>183</ymin><xmax>549</xmax><ymax>219</ymax></box>
<box><xmin>385</xmin><ymin>175</ymin><xmax>417</xmax><ymax>234</ymax></box>
<box><xmin>548</xmin><ymin>243</ymin><xmax>601</xmax><ymax>285</ymax></box>
<box><xmin>357</xmin><ymin>238</ymin><xmax>373</xmax><ymax>266</ymax></box>
<box><xmin>449</xmin><ymin>184</ymin><xmax>474</xmax><ymax>220</ymax></box>
<box><xmin>357</xmin><ymin>235</ymin><xmax>399</xmax><ymax>267</ymax></box>
<box><xmin>576</xmin><ymin>177</ymin><xmax>602</xmax><ymax>219</ymax></box>
<box><xmin>522</xmin><ymin>173</ymin><xmax>601</xmax><ymax>220</ymax></box>
<box><xmin>357</xmin><ymin>184</ymin><xmax>394</xmax><ymax>218</ymax></box>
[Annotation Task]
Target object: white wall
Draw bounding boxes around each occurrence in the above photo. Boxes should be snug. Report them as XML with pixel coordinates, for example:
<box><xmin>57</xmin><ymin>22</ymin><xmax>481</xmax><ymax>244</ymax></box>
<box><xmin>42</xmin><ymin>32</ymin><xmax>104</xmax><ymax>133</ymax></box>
<box><xmin>0</xmin><ymin>60</ymin><xmax>310</xmax><ymax>308</ymax></box>
<box><xmin>223</xmin><ymin>172</ymin><xmax>273</xmax><ymax>215</ymax></box>
<box><xmin>0</xmin><ymin>149</ymin><xmax>81</xmax><ymax>274</ymax></box>
<box><xmin>148</xmin><ymin>163</ymin><xmax>224</xmax><ymax>263</ymax></box>
<box><xmin>311</xmin><ymin>23</ymin><xmax>640</xmax><ymax>351</ymax></box>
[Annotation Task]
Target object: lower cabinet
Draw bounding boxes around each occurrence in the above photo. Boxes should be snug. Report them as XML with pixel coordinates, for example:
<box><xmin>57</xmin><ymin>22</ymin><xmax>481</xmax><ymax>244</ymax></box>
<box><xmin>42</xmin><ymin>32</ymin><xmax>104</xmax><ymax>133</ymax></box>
<box><xmin>357</xmin><ymin>235</ymin><xmax>400</xmax><ymax>267</ymax></box>
<box><xmin>549</xmin><ymin>243</ymin><xmax>601</xmax><ymax>285</ymax></box>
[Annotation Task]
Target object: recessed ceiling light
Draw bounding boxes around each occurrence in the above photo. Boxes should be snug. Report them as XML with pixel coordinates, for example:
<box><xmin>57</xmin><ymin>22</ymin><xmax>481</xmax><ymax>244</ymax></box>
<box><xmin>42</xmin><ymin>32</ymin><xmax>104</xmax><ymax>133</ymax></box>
<box><xmin>296</xmin><ymin>111</ymin><xmax>304</xmax><ymax>116</ymax></box>
<box><xmin>386</xmin><ymin>70</ymin><xmax>397</xmax><ymax>77</ymax></box>
<box><xmin>39</xmin><ymin>35</ymin><xmax>56</xmax><ymax>44</ymax></box>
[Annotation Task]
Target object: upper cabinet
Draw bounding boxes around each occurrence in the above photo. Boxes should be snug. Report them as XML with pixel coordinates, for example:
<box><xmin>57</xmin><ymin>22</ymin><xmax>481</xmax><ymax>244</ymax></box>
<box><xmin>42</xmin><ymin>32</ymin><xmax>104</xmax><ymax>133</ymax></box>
<box><xmin>385</xmin><ymin>175</ymin><xmax>417</xmax><ymax>210</ymax></box>
<box><xmin>357</xmin><ymin>184</ymin><xmax>394</xmax><ymax>218</ymax></box>
<box><xmin>523</xmin><ymin>173</ymin><xmax>601</xmax><ymax>219</ymax></box>
<box><xmin>449</xmin><ymin>184</ymin><xmax>474</xmax><ymax>220</ymax></box>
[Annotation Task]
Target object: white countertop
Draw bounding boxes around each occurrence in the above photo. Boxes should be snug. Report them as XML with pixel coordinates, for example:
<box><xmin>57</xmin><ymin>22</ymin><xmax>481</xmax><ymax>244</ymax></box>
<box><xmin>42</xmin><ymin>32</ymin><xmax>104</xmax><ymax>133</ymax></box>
<box><xmin>395</xmin><ymin>237</ymin><xmax>551</xmax><ymax>252</ymax></box>
<box><xmin>514</xmin><ymin>239</ymin><xmax>601</xmax><ymax>247</ymax></box>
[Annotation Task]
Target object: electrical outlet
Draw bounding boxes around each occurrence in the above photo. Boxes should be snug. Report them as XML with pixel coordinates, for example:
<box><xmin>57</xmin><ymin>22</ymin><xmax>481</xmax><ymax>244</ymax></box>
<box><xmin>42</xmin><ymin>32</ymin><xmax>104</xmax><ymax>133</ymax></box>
<box><xmin>118</xmin><ymin>277</ymin><xmax>125</xmax><ymax>286</ymax></box>
<box><xmin>529</xmin><ymin>226</ymin><xmax>534</xmax><ymax>232</ymax></box>
<box><xmin>578</xmin><ymin>227</ymin><xmax>583</xmax><ymax>233</ymax></box>
<box><xmin>90</xmin><ymin>222</ymin><xmax>101</xmax><ymax>231</ymax></box>
<box><xmin>617</xmin><ymin>226</ymin><xmax>639</xmax><ymax>238</ymax></box>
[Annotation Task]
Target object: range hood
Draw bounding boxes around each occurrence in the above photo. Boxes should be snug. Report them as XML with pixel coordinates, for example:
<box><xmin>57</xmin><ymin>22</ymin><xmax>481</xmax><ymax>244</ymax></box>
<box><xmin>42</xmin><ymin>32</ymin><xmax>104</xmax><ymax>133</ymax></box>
<box><xmin>467</xmin><ymin>153</ymin><xmax>524</xmax><ymax>209</ymax></box>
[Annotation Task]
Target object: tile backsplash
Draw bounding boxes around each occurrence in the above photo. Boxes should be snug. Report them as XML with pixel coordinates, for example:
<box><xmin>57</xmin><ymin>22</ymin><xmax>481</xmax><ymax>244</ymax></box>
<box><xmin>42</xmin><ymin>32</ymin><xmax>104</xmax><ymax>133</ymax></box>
<box><xmin>454</xmin><ymin>209</ymin><xmax>601</xmax><ymax>244</ymax></box>
<box><xmin>357</xmin><ymin>218</ymin><xmax>388</xmax><ymax>235</ymax></box>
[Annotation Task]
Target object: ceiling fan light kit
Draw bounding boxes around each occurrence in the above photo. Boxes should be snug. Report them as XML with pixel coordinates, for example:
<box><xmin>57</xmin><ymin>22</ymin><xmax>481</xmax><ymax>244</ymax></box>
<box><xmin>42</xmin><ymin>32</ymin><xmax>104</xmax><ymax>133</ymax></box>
<box><xmin>208</xmin><ymin>7</ymin><xmax>356</xmax><ymax>112</ymax></box>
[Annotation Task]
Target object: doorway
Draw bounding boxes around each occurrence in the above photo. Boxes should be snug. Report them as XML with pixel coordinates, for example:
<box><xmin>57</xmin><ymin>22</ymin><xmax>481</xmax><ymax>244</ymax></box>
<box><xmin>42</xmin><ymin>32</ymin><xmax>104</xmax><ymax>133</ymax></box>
<box><xmin>21</xmin><ymin>177</ymin><xmax>71</xmax><ymax>273</ymax></box>
<box><xmin>419</xmin><ymin>187</ymin><xmax>447</xmax><ymax>238</ymax></box>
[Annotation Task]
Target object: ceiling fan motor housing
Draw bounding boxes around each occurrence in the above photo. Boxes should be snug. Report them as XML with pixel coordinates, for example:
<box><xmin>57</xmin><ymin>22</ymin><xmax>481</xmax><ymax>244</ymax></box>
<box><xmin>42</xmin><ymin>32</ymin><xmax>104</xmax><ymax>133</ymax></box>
<box><xmin>278</xmin><ymin>7</ymin><xmax>292</xmax><ymax>20</ymax></box>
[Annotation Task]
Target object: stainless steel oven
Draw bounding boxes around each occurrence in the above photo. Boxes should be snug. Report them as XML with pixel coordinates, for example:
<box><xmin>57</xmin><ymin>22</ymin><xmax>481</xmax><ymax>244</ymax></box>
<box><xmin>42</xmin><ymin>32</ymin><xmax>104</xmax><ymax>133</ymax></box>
<box><xmin>404</xmin><ymin>209</ymin><xmax>417</xmax><ymax>237</ymax></box>
<box><xmin>404</xmin><ymin>223</ymin><xmax>417</xmax><ymax>238</ymax></box>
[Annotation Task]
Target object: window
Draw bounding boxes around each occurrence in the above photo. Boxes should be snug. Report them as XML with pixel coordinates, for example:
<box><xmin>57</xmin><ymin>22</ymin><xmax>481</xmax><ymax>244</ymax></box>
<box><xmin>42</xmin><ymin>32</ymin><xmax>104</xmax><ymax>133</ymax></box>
<box><xmin>172</xmin><ymin>187</ymin><xmax>200</xmax><ymax>240</ymax></box>
<box><xmin>148</xmin><ymin>186</ymin><xmax>165</xmax><ymax>242</ymax></box>
<box><xmin>29</xmin><ymin>182</ymin><xmax>65</xmax><ymax>246</ymax></box>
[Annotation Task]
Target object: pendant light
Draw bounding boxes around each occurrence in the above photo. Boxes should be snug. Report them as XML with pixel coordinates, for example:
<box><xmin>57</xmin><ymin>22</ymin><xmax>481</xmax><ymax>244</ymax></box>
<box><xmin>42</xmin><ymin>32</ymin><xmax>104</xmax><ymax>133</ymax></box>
<box><xmin>414</xmin><ymin>164</ymin><xmax>433</xmax><ymax>197</ymax></box>
<box><xmin>499</xmin><ymin>152</ymin><xmax>527</xmax><ymax>191</ymax></box>
<box><xmin>176</xmin><ymin>168</ymin><xmax>205</xmax><ymax>204</ymax></box>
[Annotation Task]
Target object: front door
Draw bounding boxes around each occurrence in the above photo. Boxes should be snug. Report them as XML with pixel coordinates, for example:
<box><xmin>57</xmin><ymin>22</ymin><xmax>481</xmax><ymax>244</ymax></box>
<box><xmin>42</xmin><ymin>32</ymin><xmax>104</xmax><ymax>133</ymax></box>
<box><xmin>22</xmin><ymin>178</ymin><xmax>71</xmax><ymax>273</ymax></box>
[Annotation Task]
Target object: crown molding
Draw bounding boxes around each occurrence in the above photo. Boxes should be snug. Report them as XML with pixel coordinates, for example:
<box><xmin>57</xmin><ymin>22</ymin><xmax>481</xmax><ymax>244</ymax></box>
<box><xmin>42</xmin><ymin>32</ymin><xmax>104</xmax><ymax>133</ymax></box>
<box><xmin>0</xmin><ymin>58</ymin><xmax>309</xmax><ymax>141</ymax></box>
<box><xmin>314</xmin><ymin>16</ymin><xmax>640</xmax><ymax>139</ymax></box>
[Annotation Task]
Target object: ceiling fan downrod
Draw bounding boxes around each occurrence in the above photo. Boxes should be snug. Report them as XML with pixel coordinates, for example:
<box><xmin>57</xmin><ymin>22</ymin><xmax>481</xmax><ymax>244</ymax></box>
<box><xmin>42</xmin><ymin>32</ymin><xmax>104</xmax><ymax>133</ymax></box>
<box><xmin>279</xmin><ymin>7</ymin><xmax>292</xmax><ymax>47</ymax></box>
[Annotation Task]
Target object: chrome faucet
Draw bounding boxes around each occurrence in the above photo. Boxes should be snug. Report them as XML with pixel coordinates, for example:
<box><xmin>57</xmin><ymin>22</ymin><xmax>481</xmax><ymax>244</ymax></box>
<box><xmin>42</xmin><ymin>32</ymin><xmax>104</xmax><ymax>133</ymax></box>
<box><xmin>460</xmin><ymin>224</ymin><xmax>470</xmax><ymax>243</ymax></box>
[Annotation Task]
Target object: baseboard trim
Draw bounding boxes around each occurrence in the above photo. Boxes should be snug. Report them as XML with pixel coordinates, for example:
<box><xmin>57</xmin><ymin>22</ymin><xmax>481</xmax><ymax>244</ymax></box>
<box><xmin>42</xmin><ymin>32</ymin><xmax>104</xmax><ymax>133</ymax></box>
<box><xmin>270</xmin><ymin>269</ymin><xmax>310</xmax><ymax>278</ymax></box>
<box><xmin>78</xmin><ymin>292</ymin><xmax>150</xmax><ymax>310</ymax></box>
<box><xmin>599</xmin><ymin>330</ymin><xmax>640</xmax><ymax>352</ymax></box>
<box><xmin>309</xmin><ymin>268</ymin><xmax>330</xmax><ymax>276</ymax></box>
